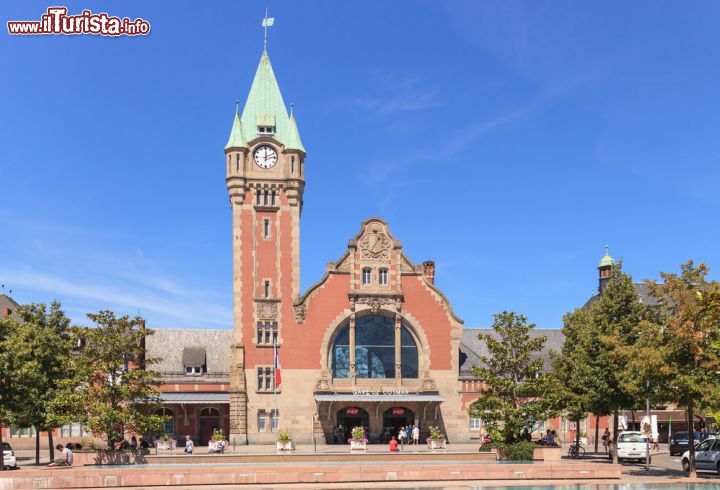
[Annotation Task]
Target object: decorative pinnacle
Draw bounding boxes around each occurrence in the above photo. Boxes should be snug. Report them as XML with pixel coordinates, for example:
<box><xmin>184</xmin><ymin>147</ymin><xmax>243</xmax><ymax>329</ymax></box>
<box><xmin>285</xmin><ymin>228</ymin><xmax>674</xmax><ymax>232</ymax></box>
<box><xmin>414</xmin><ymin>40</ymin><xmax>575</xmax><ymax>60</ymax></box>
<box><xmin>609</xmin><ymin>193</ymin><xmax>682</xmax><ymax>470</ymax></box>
<box><xmin>605</xmin><ymin>244</ymin><xmax>609</xmax><ymax>255</ymax></box>
<box><xmin>235</xmin><ymin>99</ymin><xmax>240</xmax><ymax>115</ymax></box>
<box><xmin>290</xmin><ymin>102</ymin><xmax>294</xmax><ymax>116</ymax></box>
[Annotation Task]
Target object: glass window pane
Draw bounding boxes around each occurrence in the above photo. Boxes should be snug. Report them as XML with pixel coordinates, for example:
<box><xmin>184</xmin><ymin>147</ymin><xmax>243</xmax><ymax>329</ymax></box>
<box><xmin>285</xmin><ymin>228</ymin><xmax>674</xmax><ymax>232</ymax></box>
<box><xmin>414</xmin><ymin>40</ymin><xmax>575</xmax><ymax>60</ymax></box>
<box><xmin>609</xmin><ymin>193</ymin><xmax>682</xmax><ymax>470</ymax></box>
<box><xmin>332</xmin><ymin>325</ymin><xmax>350</xmax><ymax>378</ymax></box>
<box><xmin>400</xmin><ymin>326</ymin><xmax>418</xmax><ymax>378</ymax></box>
<box><xmin>355</xmin><ymin>316</ymin><xmax>395</xmax><ymax>378</ymax></box>
<box><xmin>258</xmin><ymin>411</ymin><xmax>266</xmax><ymax>431</ymax></box>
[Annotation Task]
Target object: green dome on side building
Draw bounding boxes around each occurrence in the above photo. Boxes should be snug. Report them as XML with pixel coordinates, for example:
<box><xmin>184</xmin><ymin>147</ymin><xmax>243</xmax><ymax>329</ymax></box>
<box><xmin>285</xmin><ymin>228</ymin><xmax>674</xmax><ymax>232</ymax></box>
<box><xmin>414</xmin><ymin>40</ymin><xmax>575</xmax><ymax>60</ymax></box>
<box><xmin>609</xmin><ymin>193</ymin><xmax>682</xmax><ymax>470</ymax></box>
<box><xmin>598</xmin><ymin>245</ymin><xmax>615</xmax><ymax>268</ymax></box>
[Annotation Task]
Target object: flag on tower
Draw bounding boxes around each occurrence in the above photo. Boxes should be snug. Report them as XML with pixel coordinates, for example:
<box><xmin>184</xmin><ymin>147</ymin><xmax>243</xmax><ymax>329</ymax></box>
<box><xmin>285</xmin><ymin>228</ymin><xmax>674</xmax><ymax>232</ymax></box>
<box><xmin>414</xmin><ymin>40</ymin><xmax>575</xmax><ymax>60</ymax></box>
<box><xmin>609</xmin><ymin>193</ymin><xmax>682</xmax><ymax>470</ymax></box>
<box><xmin>274</xmin><ymin>338</ymin><xmax>282</xmax><ymax>388</ymax></box>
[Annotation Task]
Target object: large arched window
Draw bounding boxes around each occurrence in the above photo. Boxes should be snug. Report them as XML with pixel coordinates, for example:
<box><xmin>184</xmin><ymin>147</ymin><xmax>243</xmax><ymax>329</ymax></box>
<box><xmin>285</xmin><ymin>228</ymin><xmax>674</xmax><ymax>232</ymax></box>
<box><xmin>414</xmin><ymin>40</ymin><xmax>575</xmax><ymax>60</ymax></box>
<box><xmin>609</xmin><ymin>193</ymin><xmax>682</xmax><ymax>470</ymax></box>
<box><xmin>331</xmin><ymin>315</ymin><xmax>419</xmax><ymax>379</ymax></box>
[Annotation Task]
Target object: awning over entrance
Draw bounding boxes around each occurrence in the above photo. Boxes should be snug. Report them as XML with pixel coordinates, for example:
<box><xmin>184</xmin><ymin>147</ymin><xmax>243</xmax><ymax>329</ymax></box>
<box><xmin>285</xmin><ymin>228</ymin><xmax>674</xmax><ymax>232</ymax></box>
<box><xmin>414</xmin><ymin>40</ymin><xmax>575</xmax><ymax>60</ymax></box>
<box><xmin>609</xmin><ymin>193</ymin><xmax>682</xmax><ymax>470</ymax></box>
<box><xmin>160</xmin><ymin>393</ymin><xmax>229</xmax><ymax>404</ymax></box>
<box><xmin>315</xmin><ymin>393</ymin><xmax>444</xmax><ymax>403</ymax></box>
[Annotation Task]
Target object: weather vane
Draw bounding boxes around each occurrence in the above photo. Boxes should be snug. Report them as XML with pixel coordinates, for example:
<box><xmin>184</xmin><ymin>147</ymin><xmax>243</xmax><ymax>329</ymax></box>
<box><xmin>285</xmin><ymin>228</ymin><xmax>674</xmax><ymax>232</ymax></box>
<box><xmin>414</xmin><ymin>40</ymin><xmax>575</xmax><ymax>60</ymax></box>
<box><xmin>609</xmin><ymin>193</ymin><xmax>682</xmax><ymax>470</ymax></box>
<box><xmin>262</xmin><ymin>9</ymin><xmax>275</xmax><ymax>51</ymax></box>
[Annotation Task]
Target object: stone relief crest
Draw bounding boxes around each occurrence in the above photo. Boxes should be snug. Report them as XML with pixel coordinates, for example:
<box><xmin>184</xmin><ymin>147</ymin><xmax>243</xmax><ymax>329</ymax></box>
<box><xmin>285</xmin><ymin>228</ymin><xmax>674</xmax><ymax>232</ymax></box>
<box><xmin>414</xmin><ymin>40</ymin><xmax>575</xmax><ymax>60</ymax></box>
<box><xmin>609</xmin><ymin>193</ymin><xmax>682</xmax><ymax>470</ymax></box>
<box><xmin>256</xmin><ymin>300</ymin><xmax>278</xmax><ymax>320</ymax></box>
<box><xmin>421</xmin><ymin>378</ymin><xmax>437</xmax><ymax>391</ymax></box>
<box><xmin>314</xmin><ymin>377</ymin><xmax>331</xmax><ymax>391</ymax></box>
<box><xmin>359</xmin><ymin>225</ymin><xmax>391</xmax><ymax>261</ymax></box>
<box><xmin>353</xmin><ymin>295</ymin><xmax>397</xmax><ymax>313</ymax></box>
<box><xmin>293</xmin><ymin>304</ymin><xmax>306</xmax><ymax>324</ymax></box>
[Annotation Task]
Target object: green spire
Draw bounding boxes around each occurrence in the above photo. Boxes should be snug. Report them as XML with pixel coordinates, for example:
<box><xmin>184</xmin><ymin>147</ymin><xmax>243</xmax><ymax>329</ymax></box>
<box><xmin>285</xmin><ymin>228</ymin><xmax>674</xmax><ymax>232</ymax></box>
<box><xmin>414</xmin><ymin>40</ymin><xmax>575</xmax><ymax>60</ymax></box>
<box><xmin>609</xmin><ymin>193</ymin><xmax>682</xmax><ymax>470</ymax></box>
<box><xmin>240</xmin><ymin>50</ymin><xmax>294</xmax><ymax>146</ymax></box>
<box><xmin>286</xmin><ymin>103</ymin><xmax>305</xmax><ymax>152</ymax></box>
<box><xmin>225</xmin><ymin>100</ymin><xmax>247</xmax><ymax>150</ymax></box>
<box><xmin>598</xmin><ymin>244</ymin><xmax>615</xmax><ymax>268</ymax></box>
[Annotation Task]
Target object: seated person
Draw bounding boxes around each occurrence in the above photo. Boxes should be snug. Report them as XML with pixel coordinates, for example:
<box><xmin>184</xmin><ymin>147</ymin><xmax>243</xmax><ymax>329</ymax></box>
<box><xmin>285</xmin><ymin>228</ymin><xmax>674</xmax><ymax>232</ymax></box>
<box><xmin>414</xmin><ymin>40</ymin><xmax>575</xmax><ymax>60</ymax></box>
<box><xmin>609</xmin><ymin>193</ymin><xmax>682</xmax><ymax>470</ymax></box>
<box><xmin>389</xmin><ymin>436</ymin><xmax>399</xmax><ymax>452</ymax></box>
<box><xmin>47</xmin><ymin>444</ymin><xmax>73</xmax><ymax>467</ymax></box>
<box><xmin>540</xmin><ymin>430</ymin><xmax>554</xmax><ymax>446</ymax></box>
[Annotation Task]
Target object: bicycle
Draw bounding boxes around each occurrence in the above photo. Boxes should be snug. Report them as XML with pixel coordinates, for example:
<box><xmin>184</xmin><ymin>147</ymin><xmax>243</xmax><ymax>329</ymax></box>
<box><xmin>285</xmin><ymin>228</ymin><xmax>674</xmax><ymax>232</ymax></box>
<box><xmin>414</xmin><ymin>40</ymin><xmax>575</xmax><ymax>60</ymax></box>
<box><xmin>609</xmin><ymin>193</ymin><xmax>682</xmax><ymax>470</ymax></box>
<box><xmin>568</xmin><ymin>442</ymin><xmax>585</xmax><ymax>459</ymax></box>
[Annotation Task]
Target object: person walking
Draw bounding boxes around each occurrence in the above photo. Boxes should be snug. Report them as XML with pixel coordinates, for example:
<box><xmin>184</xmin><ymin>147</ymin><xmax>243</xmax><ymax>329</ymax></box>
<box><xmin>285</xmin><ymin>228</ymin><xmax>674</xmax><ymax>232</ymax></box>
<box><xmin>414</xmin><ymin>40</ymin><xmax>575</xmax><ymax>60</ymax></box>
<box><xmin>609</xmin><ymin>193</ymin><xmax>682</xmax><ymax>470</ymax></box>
<box><xmin>412</xmin><ymin>425</ymin><xmax>420</xmax><ymax>446</ymax></box>
<box><xmin>398</xmin><ymin>426</ymin><xmax>406</xmax><ymax>450</ymax></box>
<box><xmin>602</xmin><ymin>428</ymin><xmax>611</xmax><ymax>454</ymax></box>
<box><xmin>184</xmin><ymin>435</ymin><xmax>194</xmax><ymax>455</ymax></box>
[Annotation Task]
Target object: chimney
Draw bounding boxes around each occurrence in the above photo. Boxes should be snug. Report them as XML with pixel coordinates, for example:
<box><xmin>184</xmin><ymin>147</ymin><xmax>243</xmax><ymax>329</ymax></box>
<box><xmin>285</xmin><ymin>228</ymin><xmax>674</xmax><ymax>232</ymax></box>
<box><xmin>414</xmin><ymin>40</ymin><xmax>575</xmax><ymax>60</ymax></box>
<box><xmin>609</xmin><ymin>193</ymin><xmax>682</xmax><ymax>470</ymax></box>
<box><xmin>423</xmin><ymin>261</ymin><xmax>435</xmax><ymax>285</ymax></box>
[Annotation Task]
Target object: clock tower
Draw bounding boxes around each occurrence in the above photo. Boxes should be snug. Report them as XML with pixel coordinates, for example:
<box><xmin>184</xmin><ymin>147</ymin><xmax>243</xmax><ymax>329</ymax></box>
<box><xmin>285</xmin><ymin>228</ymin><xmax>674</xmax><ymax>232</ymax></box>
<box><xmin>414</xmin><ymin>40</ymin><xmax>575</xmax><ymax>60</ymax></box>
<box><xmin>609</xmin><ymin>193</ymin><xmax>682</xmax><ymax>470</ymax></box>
<box><xmin>225</xmin><ymin>44</ymin><xmax>305</xmax><ymax>444</ymax></box>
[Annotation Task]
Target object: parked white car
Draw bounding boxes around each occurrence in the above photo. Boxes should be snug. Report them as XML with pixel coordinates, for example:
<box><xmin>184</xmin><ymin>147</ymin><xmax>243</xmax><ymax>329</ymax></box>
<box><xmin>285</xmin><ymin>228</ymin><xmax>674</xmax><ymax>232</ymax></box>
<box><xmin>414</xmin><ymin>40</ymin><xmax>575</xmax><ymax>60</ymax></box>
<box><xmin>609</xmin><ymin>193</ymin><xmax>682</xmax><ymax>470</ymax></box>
<box><xmin>609</xmin><ymin>431</ymin><xmax>651</xmax><ymax>464</ymax></box>
<box><xmin>682</xmin><ymin>438</ymin><xmax>720</xmax><ymax>474</ymax></box>
<box><xmin>3</xmin><ymin>442</ymin><xmax>17</xmax><ymax>470</ymax></box>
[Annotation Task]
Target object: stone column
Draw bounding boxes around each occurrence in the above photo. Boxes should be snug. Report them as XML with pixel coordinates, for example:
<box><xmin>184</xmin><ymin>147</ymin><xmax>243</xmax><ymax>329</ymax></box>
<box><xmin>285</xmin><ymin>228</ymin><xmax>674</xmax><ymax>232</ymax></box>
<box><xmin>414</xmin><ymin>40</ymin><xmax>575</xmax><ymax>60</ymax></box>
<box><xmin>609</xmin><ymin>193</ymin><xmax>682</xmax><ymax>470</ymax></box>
<box><xmin>349</xmin><ymin>314</ymin><xmax>356</xmax><ymax>383</ymax></box>
<box><xmin>395</xmin><ymin>314</ymin><xmax>402</xmax><ymax>384</ymax></box>
<box><xmin>229</xmin><ymin>344</ymin><xmax>248</xmax><ymax>445</ymax></box>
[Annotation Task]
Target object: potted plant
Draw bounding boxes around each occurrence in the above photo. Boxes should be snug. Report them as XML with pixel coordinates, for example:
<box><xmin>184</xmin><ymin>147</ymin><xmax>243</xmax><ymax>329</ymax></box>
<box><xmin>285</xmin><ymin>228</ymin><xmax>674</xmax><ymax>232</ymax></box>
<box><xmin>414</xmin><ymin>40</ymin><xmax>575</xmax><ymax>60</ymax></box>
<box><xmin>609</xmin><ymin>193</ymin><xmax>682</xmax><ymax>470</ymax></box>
<box><xmin>348</xmin><ymin>426</ymin><xmax>368</xmax><ymax>450</ymax></box>
<box><xmin>428</xmin><ymin>426</ymin><xmax>446</xmax><ymax>449</ymax></box>
<box><xmin>276</xmin><ymin>430</ymin><xmax>295</xmax><ymax>451</ymax></box>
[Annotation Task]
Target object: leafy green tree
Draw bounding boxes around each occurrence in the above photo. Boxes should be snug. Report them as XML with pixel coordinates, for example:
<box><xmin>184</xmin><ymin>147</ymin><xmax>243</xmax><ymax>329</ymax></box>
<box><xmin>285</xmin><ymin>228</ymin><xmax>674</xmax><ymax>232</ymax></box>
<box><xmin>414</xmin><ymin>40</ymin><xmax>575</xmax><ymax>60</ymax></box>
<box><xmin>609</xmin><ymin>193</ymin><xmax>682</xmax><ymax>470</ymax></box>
<box><xmin>0</xmin><ymin>313</ymin><xmax>17</xmax><ymax>471</ymax></box>
<box><xmin>0</xmin><ymin>302</ymin><xmax>74</xmax><ymax>465</ymax></box>
<box><xmin>549</xmin><ymin>307</ymin><xmax>602</xmax><ymax>452</ymax></box>
<box><xmin>49</xmin><ymin>311</ymin><xmax>165</xmax><ymax>448</ymax></box>
<box><xmin>469</xmin><ymin>311</ymin><xmax>556</xmax><ymax>443</ymax></box>
<box><xmin>640</xmin><ymin>261</ymin><xmax>720</xmax><ymax>477</ymax></box>
<box><xmin>586</xmin><ymin>262</ymin><xmax>646</xmax><ymax>464</ymax></box>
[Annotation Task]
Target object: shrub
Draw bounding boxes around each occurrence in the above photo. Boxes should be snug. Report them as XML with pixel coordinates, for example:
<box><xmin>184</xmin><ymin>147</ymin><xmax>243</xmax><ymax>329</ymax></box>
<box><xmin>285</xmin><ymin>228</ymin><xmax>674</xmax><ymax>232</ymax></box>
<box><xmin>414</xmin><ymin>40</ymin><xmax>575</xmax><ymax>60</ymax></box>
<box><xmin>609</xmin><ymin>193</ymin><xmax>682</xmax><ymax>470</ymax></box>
<box><xmin>429</xmin><ymin>426</ymin><xmax>445</xmax><ymax>440</ymax></box>
<box><xmin>277</xmin><ymin>430</ymin><xmax>292</xmax><ymax>444</ymax></box>
<box><xmin>348</xmin><ymin>426</ymin><xmax>368</xmax><ymax>443</ymax></box>
<box><xmin>493</xmin><ymin>442</ymin><xmax>536</xmax><ymax>461</ymax></box>
<box><xmin>211</xmin><ymin>428</ymin><xmax>225</xmax><ymax>442</ymax></box>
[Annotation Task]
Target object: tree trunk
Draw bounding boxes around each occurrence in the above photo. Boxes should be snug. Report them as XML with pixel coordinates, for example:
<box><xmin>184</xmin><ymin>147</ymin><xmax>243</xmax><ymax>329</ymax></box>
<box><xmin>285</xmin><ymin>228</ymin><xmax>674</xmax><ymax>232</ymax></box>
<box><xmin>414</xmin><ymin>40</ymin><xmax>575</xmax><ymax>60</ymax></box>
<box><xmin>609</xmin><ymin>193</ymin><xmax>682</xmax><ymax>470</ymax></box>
<box><xmin>48</xmin><ymin>429</ymin><xmax>54</xmax><ymax>463</ymax></box>
<box><xmin>594</xmin><ymin>415</ymin><xmax>600</xmax><ymax>453</ymax></box>
<box><xmin>0</xmin><ymin>423</ymin><xmax>5</xmax><ymax>471</ymax></box>
<box><xmin>35</xmin><ymin>427</ymin><xmax>40</xmax><ymax>465</ymax></box>
<box><xmin>612</xmin><ymin>410</ymin><xmax>619</xmax><ymax>465</ymax></box>
<box><xmin>687</xmin><ymin>404</ymin><xmax>696</xmax><ymax>478</ymax></box>
<box><xmin>575</xmin><ymin>418</ymin><xmax>581</xmax><ymax>452</ymax></box>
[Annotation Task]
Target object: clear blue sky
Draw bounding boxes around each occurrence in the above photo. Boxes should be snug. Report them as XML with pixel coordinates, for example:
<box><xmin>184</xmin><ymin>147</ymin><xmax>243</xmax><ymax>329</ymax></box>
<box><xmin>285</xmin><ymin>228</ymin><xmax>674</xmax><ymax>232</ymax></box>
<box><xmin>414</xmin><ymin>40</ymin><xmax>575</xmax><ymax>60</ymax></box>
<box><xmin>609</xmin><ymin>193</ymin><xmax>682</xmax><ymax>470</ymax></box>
<box><xmin>1</xmin><ymin>1</ymin><xmax>719</xmax><ymax>329</ymax></box>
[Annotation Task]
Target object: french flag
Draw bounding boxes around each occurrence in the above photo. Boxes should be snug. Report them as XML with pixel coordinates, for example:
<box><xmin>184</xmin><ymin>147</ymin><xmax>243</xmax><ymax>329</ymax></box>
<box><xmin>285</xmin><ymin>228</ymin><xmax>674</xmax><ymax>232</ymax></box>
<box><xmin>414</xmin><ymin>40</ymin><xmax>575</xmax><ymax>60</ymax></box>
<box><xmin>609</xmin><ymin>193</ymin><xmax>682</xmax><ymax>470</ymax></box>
<box><xmin>274</xmin><ymin>338</ymin><xmax>282</xmax><ymax>388</ymax></box>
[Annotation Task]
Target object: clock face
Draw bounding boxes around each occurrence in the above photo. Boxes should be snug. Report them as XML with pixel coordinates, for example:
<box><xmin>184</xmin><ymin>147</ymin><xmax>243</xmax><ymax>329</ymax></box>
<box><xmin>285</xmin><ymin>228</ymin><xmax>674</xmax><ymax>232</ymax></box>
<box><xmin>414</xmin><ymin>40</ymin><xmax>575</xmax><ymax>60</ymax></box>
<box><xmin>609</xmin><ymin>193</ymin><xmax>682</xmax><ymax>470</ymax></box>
<box><xmin>254</xmin><ymin>145</ymin><xmax>278</xmax><ymax>169</ymax></box>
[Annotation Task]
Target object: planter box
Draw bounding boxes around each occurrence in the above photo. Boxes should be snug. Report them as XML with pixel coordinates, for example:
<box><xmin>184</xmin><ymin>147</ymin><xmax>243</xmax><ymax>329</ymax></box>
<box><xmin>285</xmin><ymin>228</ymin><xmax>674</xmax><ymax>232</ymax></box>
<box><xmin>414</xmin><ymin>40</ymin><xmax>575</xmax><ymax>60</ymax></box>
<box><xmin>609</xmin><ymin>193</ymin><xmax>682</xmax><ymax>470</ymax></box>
<box><xmin>349</xmin><ymin>440</ymin><xmax>367</xmax><ymax>451</ymax></box>
<box><xmin>532</xmin><ymin>446</ymin><xmax>561</xmax><ymax>462</ymax></box>
<box><xmin>430</xmin><ymin>439</ymin><xmax>446</xmax><ymax>450</ymax></box>
<box><xmin>276</xmin><ymin>441</ymin><xmax>295</xmax><ymax>451</ymax></box>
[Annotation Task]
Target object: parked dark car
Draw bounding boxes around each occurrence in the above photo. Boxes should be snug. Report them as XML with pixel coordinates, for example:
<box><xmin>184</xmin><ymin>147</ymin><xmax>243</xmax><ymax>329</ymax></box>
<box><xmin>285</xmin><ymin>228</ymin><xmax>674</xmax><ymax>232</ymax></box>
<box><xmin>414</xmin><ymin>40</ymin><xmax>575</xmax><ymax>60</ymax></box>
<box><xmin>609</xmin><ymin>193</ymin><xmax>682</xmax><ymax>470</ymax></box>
<box><xmin>670</xmin><ymin>431</ymin><xmax>716</xmax><ymax>456</ymax></box>
<box><xmin>670</xmin><ymin>432</ymin><xmax>691</xmax><ymax>456</ymax></box>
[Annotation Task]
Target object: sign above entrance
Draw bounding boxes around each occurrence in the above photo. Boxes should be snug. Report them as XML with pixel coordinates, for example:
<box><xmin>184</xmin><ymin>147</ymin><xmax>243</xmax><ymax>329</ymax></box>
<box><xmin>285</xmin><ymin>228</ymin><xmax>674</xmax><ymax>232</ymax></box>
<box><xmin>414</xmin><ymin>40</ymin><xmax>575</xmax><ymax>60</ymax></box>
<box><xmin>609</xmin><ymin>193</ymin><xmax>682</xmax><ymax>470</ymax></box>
<box><xmin>390</xmin><ymin>407</ymin><xmax>406</xmax><ymax>415</ymax></box>
<box><xmin>345</xmin><ymin>407</ymin><xmax>361</xmax><ymax>415</ymax></box>
<box><xmin>352</xmin><ymin>388</ymin><xmax>409</xmax><ymax>396</ymax></box>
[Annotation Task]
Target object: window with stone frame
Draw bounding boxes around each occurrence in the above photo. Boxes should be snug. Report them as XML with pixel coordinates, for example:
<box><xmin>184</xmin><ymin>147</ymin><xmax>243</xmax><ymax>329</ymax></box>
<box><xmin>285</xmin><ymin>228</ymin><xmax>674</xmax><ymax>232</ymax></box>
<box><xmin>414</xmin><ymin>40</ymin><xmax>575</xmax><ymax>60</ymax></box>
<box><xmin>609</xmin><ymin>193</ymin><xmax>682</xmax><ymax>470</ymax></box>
<box><xmin>469</xmin><ymin>417</ymin><xmax>482</xmax><ymax>430</ymax></box>
<box><xmin>256</xmin><ymin>321</ymin><xmax>278</xmax><ymax>346</ymax></box>
<box><xmin>257</xmin><ymin>366</ymin><xmax>274</xmax><ymax>392</ymax></box>
<box><xmin>361</xmin><ymin>267</ymin><xmax>372</xmax><ymax>285</ymax></box>
<box><xmin>257</xmin><ymin>410</ymin><xmax>267</xmax><ymax>431</ymax></box>
<box><xmin>379</xmin><ymin>268</ymin><xmax>388</xmax><ymax>285</ymax></box>
<box><xmin>271</xmin><ymin>409</ymin><xmax>279</xmax><ymax>431</ymax></box>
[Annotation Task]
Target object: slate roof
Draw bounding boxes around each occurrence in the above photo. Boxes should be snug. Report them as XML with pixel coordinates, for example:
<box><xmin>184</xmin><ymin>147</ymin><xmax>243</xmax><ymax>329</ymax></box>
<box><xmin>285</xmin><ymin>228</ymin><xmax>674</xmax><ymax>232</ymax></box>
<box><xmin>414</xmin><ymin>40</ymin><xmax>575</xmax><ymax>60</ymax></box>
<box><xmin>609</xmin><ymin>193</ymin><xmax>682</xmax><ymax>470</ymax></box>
<box><xmin>583</xmin><ymin>282</ymin><xmax>660</xmax><ymax>308</ymax></box>
<box><xmin>0</xmin><ymin>293</ymin><xmax>21</xmax><ymax>321</ymax></box>
<box><xmin>145</xmin><ymin>329</ymin><xmax>232</xmax><ymax>377</ymax></box>
<box><xmin>459</xmin><ymin>328</ymin><xmax>565</xmax><ymax>377</ymax></box>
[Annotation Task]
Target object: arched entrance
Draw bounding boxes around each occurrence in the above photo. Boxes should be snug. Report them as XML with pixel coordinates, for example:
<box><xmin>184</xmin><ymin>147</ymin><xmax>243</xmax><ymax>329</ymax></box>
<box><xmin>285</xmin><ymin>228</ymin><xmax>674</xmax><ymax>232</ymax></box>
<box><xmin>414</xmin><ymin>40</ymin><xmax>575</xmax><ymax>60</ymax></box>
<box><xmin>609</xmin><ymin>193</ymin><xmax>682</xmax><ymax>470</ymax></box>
<box><xmin>198</xmin><ymin>407</ymin><xmax>221</xmax><ymax>445</ymax></box>
<box><xmin>383</xmin><ymin>406</ymin><xmax>415</xmax><ymax>442</ymax></box>
<box><xmin>336</xmin><ymin>406</ymin><xmax>369</xmax><ymax>444</ymax></box>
